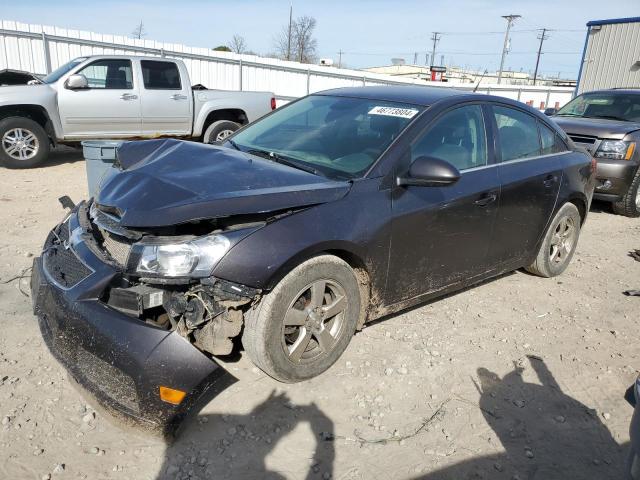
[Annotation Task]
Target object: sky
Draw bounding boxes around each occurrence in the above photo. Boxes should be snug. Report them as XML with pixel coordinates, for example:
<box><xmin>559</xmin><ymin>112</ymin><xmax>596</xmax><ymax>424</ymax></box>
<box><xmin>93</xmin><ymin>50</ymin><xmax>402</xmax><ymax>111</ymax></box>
<box><xmin>3</xmin><ymin>0</ymin><xmax>638</xmax><ymax>79</ymax></box>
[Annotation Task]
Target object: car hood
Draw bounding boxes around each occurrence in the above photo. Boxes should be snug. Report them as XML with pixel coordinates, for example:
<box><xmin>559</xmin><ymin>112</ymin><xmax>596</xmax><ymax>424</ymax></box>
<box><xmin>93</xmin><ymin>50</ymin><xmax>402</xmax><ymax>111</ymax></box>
<box><xmin>553</xmin><ymin>116</ymin><xmax>640</xmax><ymax>139</ymax></box>
<box><xmin>0</xmin><ymin>83</ymin><xmax>54</xmax><ymax>101</ymax></box>
<box><xmin>97</xmin><ymin>139</ymin><xmax>351</xmax><ymax>228</ymax></box>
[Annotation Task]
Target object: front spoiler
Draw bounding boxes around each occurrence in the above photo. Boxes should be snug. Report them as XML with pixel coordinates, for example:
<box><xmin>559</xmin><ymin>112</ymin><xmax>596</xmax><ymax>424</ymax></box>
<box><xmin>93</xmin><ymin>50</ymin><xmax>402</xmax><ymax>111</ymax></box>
<box><xmin>31</xmin><ymin>209</ymin><xmax>234</xmax><ymax>436</ymax></box>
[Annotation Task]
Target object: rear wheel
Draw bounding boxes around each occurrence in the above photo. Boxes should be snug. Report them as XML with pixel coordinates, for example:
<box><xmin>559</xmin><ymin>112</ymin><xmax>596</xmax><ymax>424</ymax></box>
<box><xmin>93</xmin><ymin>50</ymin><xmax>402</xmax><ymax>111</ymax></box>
<box><xmin>242</xmin><ymin>255</ymin><xmax>361</xmax><ymax>383</ymax></box>
<box><xmin>203</xmin><ymin>120</ymin><xmax>240</xmax><ymax>144</ymax></box>
<box><xmin>0</xmin><ymin>117</ymin><xmax>50</xmax><ymax>169</ymax></box>
<box><xmin>612</xmin><ymin>169</ymin><xmax>640</xmax><ymax>217</ymax></box>
<box><xmin>526</xmin><ymin>203</ymin><xmax>581</xmax><ymax>278</ymax></box>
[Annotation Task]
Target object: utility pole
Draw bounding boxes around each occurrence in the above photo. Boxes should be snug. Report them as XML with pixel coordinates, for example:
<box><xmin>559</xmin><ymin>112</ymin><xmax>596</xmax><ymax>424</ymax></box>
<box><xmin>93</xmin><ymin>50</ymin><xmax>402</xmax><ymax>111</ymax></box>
<box><xmin>430</xmin><ymin>32</ymin><xmax>441</xmax><ymax>67</ymax></box>
<box><xmin>533</xmin><ymin>28</ymin><xmax>549</xmax><ymax>85</ymax></box>
<box><xmin>413</xmin><ymin>52</ymin><xmax>418</xmax><ymax>65</ymax></box>
<box><xmin>286</xmin><ymin>4</ymin><xmax>293</xmax><ymax>61</ymax></box>
<box><xmin>338</xmin><ymin>50</ymin><xmax>344</xmax><ymax>68</ymax></box>
<box><xmin>497</xmin><ymin>14</ymin><xmax>520</xmax><ymax>84</ymax></box>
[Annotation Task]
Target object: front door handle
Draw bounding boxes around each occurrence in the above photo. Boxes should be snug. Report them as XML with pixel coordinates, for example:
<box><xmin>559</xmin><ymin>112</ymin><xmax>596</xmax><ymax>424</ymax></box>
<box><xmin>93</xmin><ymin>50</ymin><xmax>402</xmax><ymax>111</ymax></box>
<box><xmin>170</xmin><ymin>94</ymin><xmax>188</xmax><ymax>100</ymax></box>
<box><xmin>543</xmin><ymin>175</ymin><xmax>558</xmax><ymax>188</ymax></box>
<box><xmin>474</xmin><ymin>192</ymin><xmax>497</xmax><ymax>207</ymax></box>
<box><xmin>120</xmin><ymin>93</ymin><xmax>138</xmax><ymax>101</ymax></box>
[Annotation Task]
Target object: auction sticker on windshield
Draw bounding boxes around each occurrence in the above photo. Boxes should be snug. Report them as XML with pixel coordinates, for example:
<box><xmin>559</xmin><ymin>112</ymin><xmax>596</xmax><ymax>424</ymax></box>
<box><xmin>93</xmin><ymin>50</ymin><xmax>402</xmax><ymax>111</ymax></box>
<box><xmin>368</xmin><ymin>106</ymin><xmax>419</xmax><ymax>119</ymax></box>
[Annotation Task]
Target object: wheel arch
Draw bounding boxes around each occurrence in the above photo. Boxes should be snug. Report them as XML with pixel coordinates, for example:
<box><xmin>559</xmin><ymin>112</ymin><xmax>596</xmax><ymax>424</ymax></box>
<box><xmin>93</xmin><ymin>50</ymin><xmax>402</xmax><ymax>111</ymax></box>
<box><xmin>566</xmin><ymin>194</ymin><xmax>588</xmax><ymax>225</ymax></box>
<box><xmin>0</xmin><ymin>104</ymin><xmax>55</xmax><ymax>145</ymax></box>
<box><xmin>198</xmin><ymin>108</ymin><xmax>248</xmax><ymax>140</ymax></box>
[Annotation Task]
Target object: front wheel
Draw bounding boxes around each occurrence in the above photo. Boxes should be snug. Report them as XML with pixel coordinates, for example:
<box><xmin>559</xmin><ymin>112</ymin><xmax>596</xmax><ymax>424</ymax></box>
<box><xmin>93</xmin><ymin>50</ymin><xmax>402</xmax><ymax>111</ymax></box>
<box><xmin>203</xmin><ymin>120</ymin><xmax>240</xmax><ymax>144</ymax></box>
<box><xmin>242</xmin><ymin>255</ymin><xmax>361</xmax><ymax>383</ymax></box>
<box><xmin>612</xmin><ymin>169</ymin><xmax>640</xmax><ymax>217</ymax></box>
<box><xmin>526</xmin><ymin>203</ymin><xmax>581</xmax><ymax>278</ymax></box>
<box><xmin>0</xmin><ymin>117</ymin><xmax>50</xmax><ymax>169</ymax></box>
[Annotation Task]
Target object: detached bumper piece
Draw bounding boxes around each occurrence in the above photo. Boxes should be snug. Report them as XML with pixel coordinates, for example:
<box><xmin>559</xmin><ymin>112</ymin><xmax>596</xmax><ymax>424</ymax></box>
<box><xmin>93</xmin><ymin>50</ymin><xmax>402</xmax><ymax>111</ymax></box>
<box><xmin>31</xmin><ymin>206</ymin><xmax>231</xmax><ymax>436</ymax></box>
<box><xmin>629</xmin><ymin>378</ymin><xmax>640</xmax><ymax>480</ymax></box>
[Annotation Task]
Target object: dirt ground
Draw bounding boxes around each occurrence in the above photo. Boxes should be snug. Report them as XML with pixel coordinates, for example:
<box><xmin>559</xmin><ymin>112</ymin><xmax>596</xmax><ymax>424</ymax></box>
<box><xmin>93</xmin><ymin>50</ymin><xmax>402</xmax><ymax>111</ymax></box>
<box><xmin>0</xmin><ymin>148</ymin><xmax>638</xmax><ymax>480</ymax></box>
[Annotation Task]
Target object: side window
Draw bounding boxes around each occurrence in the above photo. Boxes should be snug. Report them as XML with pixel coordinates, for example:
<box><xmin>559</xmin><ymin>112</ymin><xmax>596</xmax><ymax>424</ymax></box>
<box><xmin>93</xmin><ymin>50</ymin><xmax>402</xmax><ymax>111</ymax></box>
<box><xmin>411</xmin><ymin>105</ymin><xmax>487</xmax><ymax>171</ymax></box>
<box><xmin>493</xmin><ymin>106</ymin><xmax>541</xmax><ymax>161</ymax></box>
<box><xmin>77</xmin><ymin>59</ymin><xmax>133</xmax><ymax>89</ymax></box>
<box><xmin>141</xmin><ymin>61</ymin><xmax>181</xmax><ymax>90</ymax></box>
<box><xmin>539</xmin><ymin>122</ymin><xmax>568</xmax><ymax>155</ymax></box>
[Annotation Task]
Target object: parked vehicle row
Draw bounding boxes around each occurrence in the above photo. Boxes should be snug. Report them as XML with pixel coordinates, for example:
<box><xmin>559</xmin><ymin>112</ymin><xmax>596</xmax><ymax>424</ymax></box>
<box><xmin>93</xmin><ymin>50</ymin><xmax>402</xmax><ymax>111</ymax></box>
<box><xmin>0</xmin><ymin>55</ymin><xmax>275</xmax><ymax>168</ymax></box>
<box><xmin>31</xmin><ymin>86</ymin><xmax>595</xmax><ymax>433</ymax></box>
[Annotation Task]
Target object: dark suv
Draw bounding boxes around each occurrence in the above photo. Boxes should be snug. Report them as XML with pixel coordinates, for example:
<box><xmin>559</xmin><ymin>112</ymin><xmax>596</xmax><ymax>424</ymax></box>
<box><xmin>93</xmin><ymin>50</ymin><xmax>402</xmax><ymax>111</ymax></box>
<box><xmin>550</xmin><ymin>89</ymin><xmax>640</xmax><ymax>217</ymax></box>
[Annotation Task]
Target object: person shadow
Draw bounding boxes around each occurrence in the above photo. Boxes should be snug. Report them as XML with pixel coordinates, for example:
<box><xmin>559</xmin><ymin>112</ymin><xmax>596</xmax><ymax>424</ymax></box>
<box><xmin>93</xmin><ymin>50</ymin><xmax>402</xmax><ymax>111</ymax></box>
<box><xmin>155</xmin><ymin>389</ymin><xmax>335</xmax><ymax>480</ymax></box>
<box><xmin>413</xmin><ymin>355</ymin><xmax>629</xmax><ymax>480</ymax></box>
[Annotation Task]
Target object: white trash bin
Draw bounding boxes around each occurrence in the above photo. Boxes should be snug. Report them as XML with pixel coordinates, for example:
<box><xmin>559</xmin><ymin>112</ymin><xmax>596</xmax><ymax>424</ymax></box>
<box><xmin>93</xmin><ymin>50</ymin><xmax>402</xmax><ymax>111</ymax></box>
<box><xmin>82</xmin><ymin>140</ymin><xmax>123</xmax><ymax>199</ymax></box>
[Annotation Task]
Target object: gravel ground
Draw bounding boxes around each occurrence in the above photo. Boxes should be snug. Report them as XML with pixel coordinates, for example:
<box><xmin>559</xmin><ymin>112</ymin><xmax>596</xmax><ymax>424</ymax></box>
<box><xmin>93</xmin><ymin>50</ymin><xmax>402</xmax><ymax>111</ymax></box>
<box><xmin>0</xmin><ymin>150</ymin><xmax>638</xmax><ymax>480</ymax></box>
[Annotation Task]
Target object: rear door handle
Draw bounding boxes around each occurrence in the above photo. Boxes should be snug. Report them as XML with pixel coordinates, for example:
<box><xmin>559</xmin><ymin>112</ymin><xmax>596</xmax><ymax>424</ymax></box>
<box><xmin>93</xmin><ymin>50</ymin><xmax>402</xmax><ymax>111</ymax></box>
<box><xmin>120</xmin><ymin>93</ymin><xmax>138</xmax><ymax>101</ymax></box>
<box><xmin>474</xmin><ymin>192</ymin><xmax>497</xmax><ymax>207</ymax></box>
<box><xmin>170</xmin><ymin>94</ymin><xmax>188</xmax><ymax>100</ymax></box>
<box><xmin>543</xmin><ymin>175</ymin><xmax>558</xmax><ymax>188</ymax></box>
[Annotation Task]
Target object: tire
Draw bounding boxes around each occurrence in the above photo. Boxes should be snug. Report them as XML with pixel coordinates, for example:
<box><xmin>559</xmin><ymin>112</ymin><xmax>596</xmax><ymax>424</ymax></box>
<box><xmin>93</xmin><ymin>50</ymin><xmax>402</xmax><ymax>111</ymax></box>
<box><xmin>612</xmin><ymin>169</ymin><xmax>640</xmax><ymax>217</ymax></box>
<box><xmin>526</xmin><ymin>203</ymin><xmax>581</xmax><ymax>278</ymax></box>
<box><xmin>242</xmin><ymin>255</ymin><xmax>361</xmax><ymax>383</ymax></box>
<box><xmin>0</xmin><ymin>117</ymin><xmax>50</xmax><ymax>169</ymax></box>
<box><xmin>202</xmin><ymin>120</ymin><xmax>240</xmax><ymax>144</ymax></box>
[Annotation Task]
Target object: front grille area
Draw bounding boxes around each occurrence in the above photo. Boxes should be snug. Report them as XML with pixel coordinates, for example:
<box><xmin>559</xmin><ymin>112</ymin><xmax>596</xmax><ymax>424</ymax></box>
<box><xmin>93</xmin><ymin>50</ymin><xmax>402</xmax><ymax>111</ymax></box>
<box><xmin>569</xmin><ymin>134</ymin><xmax>597</xmax><ymax>145</ymax></box>
<box><xmin>100</xmin><ymin>230</ymin><xmax>133</xmax><ymax>267</ymax></box>
<box><xmin>42</xmin><ymin>222</ymin><xmax>92</xmax><ymax>289</ymax></box>
<box><xmin>75</xmin><ymin>347</ymin><xmax>139</xmax><ymax>413</ymax></box>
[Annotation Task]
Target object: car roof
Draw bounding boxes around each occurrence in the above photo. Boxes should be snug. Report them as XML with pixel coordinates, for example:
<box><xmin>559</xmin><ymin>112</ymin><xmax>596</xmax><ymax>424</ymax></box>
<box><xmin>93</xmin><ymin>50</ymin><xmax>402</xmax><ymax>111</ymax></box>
<box><xmin>583</xmin><ymin>89</ymin><xmax>640</xmax><ymax>96</ymax></box>
<box><xmin>315</xmin><ymin>85</ymin><xmax>467</xmax><ymax>106</ymax></box>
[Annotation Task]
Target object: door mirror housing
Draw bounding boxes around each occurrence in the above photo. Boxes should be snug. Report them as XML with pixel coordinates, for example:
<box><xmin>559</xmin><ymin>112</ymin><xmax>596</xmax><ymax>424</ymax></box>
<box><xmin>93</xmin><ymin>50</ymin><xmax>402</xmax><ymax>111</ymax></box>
<box><xmin>543</xmin><ymin>107</ymin><xmax>558</xmax><ymax>116</ymax></box>
<box><xmin>65</xmin><ymin>74</ymin><xmax>89</xmax><ymax>90</ymax></box>
<box><xmin>397</xmin><ymin>156</ymin><xmax>461</xmax><ymax>187</ymax></box>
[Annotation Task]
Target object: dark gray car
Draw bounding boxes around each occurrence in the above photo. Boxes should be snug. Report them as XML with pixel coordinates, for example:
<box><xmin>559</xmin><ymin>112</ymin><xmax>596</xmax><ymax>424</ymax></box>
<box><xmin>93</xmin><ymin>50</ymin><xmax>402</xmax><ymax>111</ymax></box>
<box><xmin>549</xmin><ymin>89</ymin><xmax>640</xmax><ymax>217</ymax></box>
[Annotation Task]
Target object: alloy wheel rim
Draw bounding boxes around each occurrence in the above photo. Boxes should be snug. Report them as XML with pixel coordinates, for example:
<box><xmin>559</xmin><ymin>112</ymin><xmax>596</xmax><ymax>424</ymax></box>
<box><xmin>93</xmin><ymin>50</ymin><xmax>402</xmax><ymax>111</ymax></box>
<box><xmin>215</xmin><ymin>129</ymin><xmax>234</xmax><ymax>142</ymax></box>
<box><xmin>281</xmin><ymin>279</ymin><xmax>347</xmax><ymax>364</ymax></box>
<box><xmin>635</xmin><ymin>185</ymin><xmax>640</xmax><ymax>210</ymax></box>
<box><xmin>549</xmin><ymin>216</ymin><xmax>576</xmax><ymax>264</ymax></box>
<box><xmin>2</xmin><ymin>128</ymin><xmax>39</xmax><ymax>161</ymax></box>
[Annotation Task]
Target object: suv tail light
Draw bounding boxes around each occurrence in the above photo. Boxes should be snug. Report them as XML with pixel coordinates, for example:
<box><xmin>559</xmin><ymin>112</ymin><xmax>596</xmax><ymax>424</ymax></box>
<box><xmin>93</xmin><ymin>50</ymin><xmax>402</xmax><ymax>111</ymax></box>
<box><xmin>591</xmin><ymin>157</ymin><xmax>597</xmax><ymax>174</ymax></box>
<box><xmin>271</xmin><ymin>97</ymin><xmax>277</xmax><ymax>110</ymax></box>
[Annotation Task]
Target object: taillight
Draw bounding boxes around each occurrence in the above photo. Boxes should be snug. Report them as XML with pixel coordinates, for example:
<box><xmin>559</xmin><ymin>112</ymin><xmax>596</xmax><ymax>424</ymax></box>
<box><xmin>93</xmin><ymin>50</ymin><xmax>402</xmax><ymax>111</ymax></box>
<box><xmin>270</xmin><ymin>97</ymin><xmax>277</xmax><ymax>110</ymax></box>
<box><xmin>590</xmin><ymin>157</ymin><xmax>597</xmax><ymax>174</ymax></box>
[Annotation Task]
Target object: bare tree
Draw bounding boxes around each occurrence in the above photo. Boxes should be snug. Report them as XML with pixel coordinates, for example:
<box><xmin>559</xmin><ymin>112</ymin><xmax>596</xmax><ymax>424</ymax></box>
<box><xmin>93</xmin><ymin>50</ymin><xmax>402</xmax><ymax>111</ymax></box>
<box><xmin>131</xmin><ymin>20</ymin><xmax>146</xmax><ymax>40</ymax></box>
<box><xmin>228</xmin><ymin>34</ymin><xmax>247</xmax><ymax>54</ymax></box>
<box><xmin>273</xmin><ymin>15</ymin><xmax>318</xmax><ymax>64</ymax></box>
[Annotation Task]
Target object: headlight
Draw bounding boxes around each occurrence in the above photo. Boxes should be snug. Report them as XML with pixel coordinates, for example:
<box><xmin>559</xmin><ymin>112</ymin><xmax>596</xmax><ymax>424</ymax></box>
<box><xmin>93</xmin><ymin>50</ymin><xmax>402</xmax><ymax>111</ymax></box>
<box><xmin>135</xmin><ymin>234</ymin><xmax>230</xmax><ymax>278</ymax></box>
<box><xmin>594</xmin><ymin>140</ymin><xmax>636</xmax><ymax>160</ymax></box>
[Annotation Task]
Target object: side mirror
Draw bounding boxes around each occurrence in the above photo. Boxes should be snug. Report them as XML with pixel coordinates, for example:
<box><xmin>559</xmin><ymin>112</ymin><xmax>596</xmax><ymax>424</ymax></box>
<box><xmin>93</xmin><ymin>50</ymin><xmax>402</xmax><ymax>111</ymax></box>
<box><xmin>544</xmin><ymin>107</ymin><xmax>558</xmax><ymax>116</ymax></box>
<box><xmin>397</xmin><ymin>156</ymin><xmax>461</xmax><ymax>187</ymax></box>
<box><xmin>65</xmin><ymin>74</ymin><xmax>89</xmax><ymax>90</ymax></box>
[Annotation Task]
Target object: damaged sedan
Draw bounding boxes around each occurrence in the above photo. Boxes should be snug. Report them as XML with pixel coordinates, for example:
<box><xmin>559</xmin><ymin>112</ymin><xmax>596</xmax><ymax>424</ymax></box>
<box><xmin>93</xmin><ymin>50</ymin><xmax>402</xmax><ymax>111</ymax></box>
<box><xmin>31</xmin><ymin>86</ymin><xmax>595</xmax><ymax>433</ymax></box>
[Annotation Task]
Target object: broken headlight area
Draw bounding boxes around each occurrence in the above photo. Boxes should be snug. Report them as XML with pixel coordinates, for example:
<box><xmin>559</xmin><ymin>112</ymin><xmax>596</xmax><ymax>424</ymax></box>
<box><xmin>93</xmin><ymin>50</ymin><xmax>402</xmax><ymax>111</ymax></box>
<box><xmin>104</xmin><ymin>278</ymin><xmax>260</xmax><ymax>356</ymax></box>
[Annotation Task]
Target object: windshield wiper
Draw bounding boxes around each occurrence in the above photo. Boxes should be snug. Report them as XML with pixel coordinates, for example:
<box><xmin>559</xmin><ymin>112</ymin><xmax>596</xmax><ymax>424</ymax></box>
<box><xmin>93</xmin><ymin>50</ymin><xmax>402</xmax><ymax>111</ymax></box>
<box><xmin>585</xmin><ymin>114</ymin><xmax>629</xmax><ymax>122</ymax></box>
<box><xmin>246</xmin><ymin>149</ymin><xmax>321</xmax><ymax>176</ymax></box>
<box><xmin>555</xmin><ymin>113</ymin><xmax>581</xmax><ymax>117</ymax></box>
<box><xmin>226</xmin><ymin>139</ymin><xmax>241</xmax><ymax>151</ymax></box>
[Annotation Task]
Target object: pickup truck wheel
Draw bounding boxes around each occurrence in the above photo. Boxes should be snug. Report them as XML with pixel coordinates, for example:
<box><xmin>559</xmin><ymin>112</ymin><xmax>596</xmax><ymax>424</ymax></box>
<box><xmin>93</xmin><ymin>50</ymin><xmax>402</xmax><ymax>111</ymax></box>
<box><xmin>242</xmin><ymin>255</ymin><xmax>361</xmax><ymax>383</ymax></box>
<box><xmin>203</xmin><ymin>120</ymin><xmax>240</xmax><ymax>144</ymax></box>
<box><xmin>526</xmin><ymin>203</ymin><xmax>581</xmax><ymax>278</ymax></box>
<box><xmin>611</xmin><ymin>169</ymin><xmax>640</xmax><ymax>217</ymax></box>
<box><xmin>0</xmin><ymin>117</ymin><xmax>50</xmax><ymax>169</ymax></box>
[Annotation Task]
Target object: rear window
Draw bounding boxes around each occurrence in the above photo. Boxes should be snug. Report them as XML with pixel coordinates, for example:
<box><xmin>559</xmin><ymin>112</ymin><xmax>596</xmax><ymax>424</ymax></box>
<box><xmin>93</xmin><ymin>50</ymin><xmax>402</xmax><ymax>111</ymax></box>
<box><xmin>539</xmin><ymin>122</ymin><xmax>568</xmax><ymax>155</ymax></box>
<box><xmin>141</xmin><ymin>60</ymin><xmax>181</xmax><ymax>90</ymax></box>
<box><xmin>493</xmin><ymin>106</ymin><xmax>541</xmax><ymax>161</ymax></box>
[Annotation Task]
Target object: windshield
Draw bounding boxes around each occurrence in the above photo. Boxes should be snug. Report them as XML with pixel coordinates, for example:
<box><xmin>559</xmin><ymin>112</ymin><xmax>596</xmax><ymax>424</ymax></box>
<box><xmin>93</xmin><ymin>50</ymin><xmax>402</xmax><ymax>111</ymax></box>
<box><xmin>229</xmin><ymin>95</ymin><xmax>422</xmax><ymax>179</ymax></box>
<box><xmin>556</xmin><ymin>92</ymin><xmax>640</xmax><ymax>122</ymax></box>
<box><xmin>41</xmin><ymin>57</ymin><xmax>87</xmax><ymax>84</ymax></box>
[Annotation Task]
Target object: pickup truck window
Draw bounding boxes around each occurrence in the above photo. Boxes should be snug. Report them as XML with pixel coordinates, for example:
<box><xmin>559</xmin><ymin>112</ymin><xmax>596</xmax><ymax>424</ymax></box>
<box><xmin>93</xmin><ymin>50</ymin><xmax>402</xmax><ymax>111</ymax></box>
<box><xmin>141</xmin><ymin>60</ymin><xmax>181</xmax><ymax>90</ymax></box>
<box><xmin>42</xmin><ymin>57</ymin><xmax>86</xmax><ymax>84</ymax></box>
<box><xmin>76</xmin><ymin>59</ymin><xmax>133</xmax><ymax>89</ymax></box>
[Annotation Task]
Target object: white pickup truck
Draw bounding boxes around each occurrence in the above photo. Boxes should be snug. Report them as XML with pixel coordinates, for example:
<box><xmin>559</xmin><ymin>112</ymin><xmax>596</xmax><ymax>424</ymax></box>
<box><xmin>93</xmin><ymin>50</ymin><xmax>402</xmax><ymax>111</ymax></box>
<box><xmin>0</xmin><ymin>55</ymin><xmax>275</xmax><ymax>168</ymax></box>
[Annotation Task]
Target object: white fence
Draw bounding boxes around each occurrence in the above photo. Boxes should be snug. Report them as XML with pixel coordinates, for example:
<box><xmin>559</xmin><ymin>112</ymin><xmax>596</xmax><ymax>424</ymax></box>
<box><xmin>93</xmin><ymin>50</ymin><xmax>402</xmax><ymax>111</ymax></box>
<box><xmin>0</xmin><ymin>19</ymin><xmax>573</xmax><ymax>108</ymax></box>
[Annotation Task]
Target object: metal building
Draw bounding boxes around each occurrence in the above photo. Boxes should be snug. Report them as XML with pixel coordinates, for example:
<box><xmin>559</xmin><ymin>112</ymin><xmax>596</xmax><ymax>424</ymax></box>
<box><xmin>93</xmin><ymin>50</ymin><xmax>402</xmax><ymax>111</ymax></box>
<box><xmin>577</xmin><ymin>16</ymin><xmax>640</xmax><ymax>94</ymax></box>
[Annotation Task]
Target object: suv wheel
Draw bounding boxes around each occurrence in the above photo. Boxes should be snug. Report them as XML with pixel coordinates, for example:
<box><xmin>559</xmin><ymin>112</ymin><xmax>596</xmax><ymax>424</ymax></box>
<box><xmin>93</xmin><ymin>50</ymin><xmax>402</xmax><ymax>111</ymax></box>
<box><xmin>0</xmin><ymin>117</ymin><xmax>50</xmax><ymax>169</ymax></box>
<box><xmin>526</xmin><ymin>203</ymin><xmax>581</xmax><ymax>278</ymax></box>
<box><xmin>242</xmin><ymin>255</ymin><xmax>361</xmax><ymax>383</ymax></box>
<box><xmin>203</xmin><ymin>120</ymin><xmax>240</xmax><ymax>144</ymax></box>
<box><xmin>612</xmin><ymin>169</ymin><xmax>640</xmax><ymax>218</ymax></box>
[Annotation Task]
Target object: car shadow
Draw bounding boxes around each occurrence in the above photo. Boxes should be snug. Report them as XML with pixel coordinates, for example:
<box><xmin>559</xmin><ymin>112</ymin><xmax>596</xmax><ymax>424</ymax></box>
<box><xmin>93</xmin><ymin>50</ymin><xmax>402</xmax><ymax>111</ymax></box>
<box><xmin>156</xmin><ymin>390</ymin><xmax>335</xmax><ymax>480</ymax></box>
<box><xmin>411</xmin><ymin>355</ymin><xmax>628</xmax><ymax>480</ymax></box>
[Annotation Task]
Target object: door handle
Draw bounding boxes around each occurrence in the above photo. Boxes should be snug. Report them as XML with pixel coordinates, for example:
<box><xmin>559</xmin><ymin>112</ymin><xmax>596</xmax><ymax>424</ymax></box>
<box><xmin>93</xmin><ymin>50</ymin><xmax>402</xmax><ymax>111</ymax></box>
<box><xmin>170</xmin><ymin>94</ymin><xmax>188</xmax><ymax>100</ymax></box>
<box><xmin>120</xmin><ymin>93</ymin><xmax>138</xmax><ymax>101</ymax></box>
<box><xmin>543</xmin><ymin>175</ymin><xmax>558</xmax><ymax>188</ymax></box>
<box><xmin>474</xmin><ymin>192</ymin><xmax>497</xmax><ymax>207</ymax></box>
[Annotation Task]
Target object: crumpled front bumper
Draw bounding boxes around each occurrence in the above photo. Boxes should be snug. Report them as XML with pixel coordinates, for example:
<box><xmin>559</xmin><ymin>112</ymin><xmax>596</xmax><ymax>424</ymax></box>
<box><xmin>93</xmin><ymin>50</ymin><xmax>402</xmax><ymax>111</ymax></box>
<box><xmin>31</xmin><ymin>205</ymin><xmax>231</xmax><ymax>436</ymax></box>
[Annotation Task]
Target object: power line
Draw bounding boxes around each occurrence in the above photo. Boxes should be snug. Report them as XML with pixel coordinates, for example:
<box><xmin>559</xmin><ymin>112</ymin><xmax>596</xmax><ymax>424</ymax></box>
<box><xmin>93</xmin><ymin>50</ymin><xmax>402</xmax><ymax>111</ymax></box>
<box><xmin>498</xmin><ymin>14</ymin><xmax>521</xmax><ymax>84</ymax></box>
<box><xmin>533</xmin><ymin>28</ymin><xmax>550</xmax><ymax>85</ymax></box>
